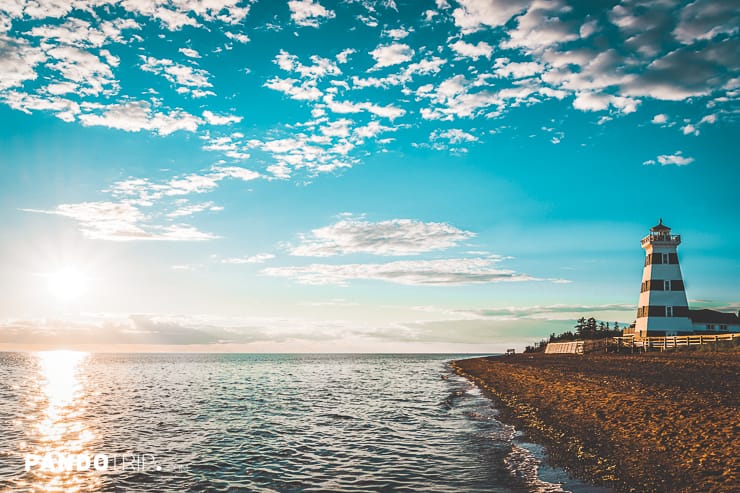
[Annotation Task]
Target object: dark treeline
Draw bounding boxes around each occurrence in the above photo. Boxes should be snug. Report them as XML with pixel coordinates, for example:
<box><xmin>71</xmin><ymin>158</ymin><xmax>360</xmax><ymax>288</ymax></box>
<box><xmin>525</xmin><ymin>317</ymin><xmax>623</xmax><ymax>353</ymax></box>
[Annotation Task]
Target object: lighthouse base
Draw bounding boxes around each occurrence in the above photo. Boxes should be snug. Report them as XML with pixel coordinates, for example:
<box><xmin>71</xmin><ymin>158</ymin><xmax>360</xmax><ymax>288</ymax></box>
<box><xmin>635</xmin><ymin>316</ymin><xmax>693</xmax><ymax>339</ymax></box>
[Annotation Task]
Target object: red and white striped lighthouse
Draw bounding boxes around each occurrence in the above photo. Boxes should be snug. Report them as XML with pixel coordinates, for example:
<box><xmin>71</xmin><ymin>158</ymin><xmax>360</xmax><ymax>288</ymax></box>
<box><xmin>635</xmin><ymin>219</ymin><xmax>693</xmax><ymax>338</ymax></box>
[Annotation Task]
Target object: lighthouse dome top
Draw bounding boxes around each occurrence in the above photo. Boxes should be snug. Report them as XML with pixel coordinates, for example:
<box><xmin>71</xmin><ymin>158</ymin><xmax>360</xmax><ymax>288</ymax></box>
<box><xmin>642</xmin><ymin>218</ymin><xmax>680</xmax><ymax>247</ymax></box>
<box><xmin>650</xmin><ymin>218</ymin><xmax>671</xmax><ymax>232</ymax></box>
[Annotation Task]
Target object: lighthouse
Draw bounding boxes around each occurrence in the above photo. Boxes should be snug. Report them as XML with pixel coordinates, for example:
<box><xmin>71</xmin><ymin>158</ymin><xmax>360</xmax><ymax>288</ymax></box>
<box><xmin>635</xmin><ymin>219</ymin><xmax>693</xmax><ymax>338</ymax></box>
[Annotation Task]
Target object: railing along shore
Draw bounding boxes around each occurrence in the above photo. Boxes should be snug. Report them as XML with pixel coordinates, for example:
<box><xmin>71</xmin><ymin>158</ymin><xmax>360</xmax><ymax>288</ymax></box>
<box><xmin>545</xmin><ymin>332</ymin><xmax>739</xmax><ymax>354</ymax></box>
<box><xmin>617</xmin><ymin>332</ymin><xmax>739</xmax><ymax>351</ymax></box>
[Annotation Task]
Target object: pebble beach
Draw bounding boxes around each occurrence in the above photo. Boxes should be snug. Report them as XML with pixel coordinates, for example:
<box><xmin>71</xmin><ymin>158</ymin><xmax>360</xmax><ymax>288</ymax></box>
<box><xmin>452</xmin><ymin>352</ymin><xmax>739</xmax><ymax>493</ymax></box>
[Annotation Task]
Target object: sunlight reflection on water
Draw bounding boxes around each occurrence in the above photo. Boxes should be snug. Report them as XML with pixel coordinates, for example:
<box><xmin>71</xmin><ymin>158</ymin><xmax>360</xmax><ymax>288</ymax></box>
<box><xmin>18</xmin><ymin>351</ymin><xmax>100</xmax><ymax>493</ymax></box>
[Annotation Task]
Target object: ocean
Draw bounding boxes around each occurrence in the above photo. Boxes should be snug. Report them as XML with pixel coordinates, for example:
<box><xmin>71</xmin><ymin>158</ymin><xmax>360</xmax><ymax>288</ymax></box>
<box><xmin>0</xmin><ymin>352</ymin><xmax>608</xmax><ymax>492</ymax></box>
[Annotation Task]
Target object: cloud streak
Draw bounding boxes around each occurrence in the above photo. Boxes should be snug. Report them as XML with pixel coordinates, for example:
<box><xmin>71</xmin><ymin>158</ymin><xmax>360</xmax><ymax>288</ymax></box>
<box><xmin>262</xmin><ymin>256</ymin><xmax>549</xmax><ymax>286</ymax></box>
<box><xmin>23</xmin><ymin>165</ymin><xmax>260</xmax><ymax>241</ymax></box>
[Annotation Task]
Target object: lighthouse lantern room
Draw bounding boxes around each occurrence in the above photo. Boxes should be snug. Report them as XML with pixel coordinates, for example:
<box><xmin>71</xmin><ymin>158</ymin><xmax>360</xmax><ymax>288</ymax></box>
<box><xmin>635</xmin><ymin>219</ymin><xmax>693</xmax><ymax>338</ymax></box>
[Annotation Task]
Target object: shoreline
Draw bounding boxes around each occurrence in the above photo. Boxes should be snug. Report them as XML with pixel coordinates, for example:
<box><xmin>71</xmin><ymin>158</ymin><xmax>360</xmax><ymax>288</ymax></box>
<box><xmin>451</xmin><ymin>352</ymin><xmax>738</xmax><ymax>493</ymax></box>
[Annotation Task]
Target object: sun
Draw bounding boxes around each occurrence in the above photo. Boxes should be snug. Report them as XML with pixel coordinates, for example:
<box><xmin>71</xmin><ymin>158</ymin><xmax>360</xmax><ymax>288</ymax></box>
<box><xmin>46</xmin><ymin>268</ymin><xmax>88</xmax><ymax>302</ymax></box>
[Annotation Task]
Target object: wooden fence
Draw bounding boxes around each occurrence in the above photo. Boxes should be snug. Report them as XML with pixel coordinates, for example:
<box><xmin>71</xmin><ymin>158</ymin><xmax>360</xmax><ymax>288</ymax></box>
<box><xmin>545</xmin><ymin>332</ymin><xmax>738</xmax><ymax>354</ymax></box>
<box><xmin>615</xmin><ymin>332</ymin><xmax>739</xmax><ymax>351</ymax></box>
<box><xmin>545</xmin><ymin>339</ymin><xmax>609</xmax><ymax>355</ymax></box>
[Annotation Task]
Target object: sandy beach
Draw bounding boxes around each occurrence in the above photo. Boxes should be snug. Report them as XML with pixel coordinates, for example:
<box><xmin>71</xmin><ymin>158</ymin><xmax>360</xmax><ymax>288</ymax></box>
<box><xmin>452</xmin><ymin>352</ymin><xmax>739</xmax><ymax>493</ymax></box>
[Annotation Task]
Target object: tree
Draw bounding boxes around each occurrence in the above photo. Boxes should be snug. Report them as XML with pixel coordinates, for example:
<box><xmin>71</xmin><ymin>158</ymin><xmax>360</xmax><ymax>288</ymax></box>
<box><xmin>575</xmin><ymin>317</ymin><xmax>587</xmax><ymax>337</ymax></box>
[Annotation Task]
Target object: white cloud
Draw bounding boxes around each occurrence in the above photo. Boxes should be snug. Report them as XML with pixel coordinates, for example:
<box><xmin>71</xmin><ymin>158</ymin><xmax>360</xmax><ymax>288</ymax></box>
<box><xmin>384</xmin><ymin>27</ymin><xmax>411</xmax><ymax>40</ymax></box>
<box><xmin>652</xmin><ymin>113</ymin><xmax>668</xmax><ymax>124</ymax></box>
<box><xmin>350</xmin><ymin>56</ymin><xmax>445</xmax><ymax>89</ymax></box>
<box><xmin>140</xmin><ymin>56</ymin><xmax>212</xmax><ymax>92</ymax></box>
<box><xmin>673</xmin><ymin>0</ymin><xmax>740</xmax><ymax>44</ymax></box>
<box><xmin>162</xmin><ymin>167</ymin><xmax>259</xmax><ymax>196</ymax></box>
<box><xmin>370</xmin><ymin>43</ymin><xmax>414</xmax><ymax>68</ymax></box>
<box><xmin>579</xmin><ymin>19</ymin><xmax>599</xmax><ymax>39</ymax></box>
<box><xmin>264</xmin><ymin>76</ymin><xmax>322</xmax><ymax>101</ymax></box>
<box><xmin>572</xmin><ymin>92</ymin><xmax>639</xmax><ymax>114</ymax></box>
<box><xmin>452</xmin><ymin>0</ymin><xmax>528</xmax><ymax>33</ymax></box>
<box><xmin>179</xmin><ymin>48</ymin><xmax>201</xmax><ymax>58</ymax></box>
<box><xmin>323</xmin><ymin>95</ymin><xmax>405</xmax><ymax>120</ymax></box>
<box><xmin>262</xmin><ymin>256</ymin><xmax>540</xmax><ymax>286</ymax></box>
<box><xmin>166</xmin><ymin>201</ymin><xmax>223</xmax><ymax>218</ymax></box>
<box><xmin>681</xmin><ymin>123</ymin><xmax>699</xmax><ymax>136</ymax></box>
<box><xmin>78</xmin><ymin>100</ymin><xmax>201</xmax><ymax>135</ymax></box>
<box><xmin>450</xmin><ymin>40</ymin><xmax>492</xmax><ymax>59</ymax></box>
<box><xmin>644</xmin><ymin>151</ymin><xmax>695</xmax><ymax>167</ymax></box>
<box><xmin>202</xmin><ymin>110</ymin><xmax>242</xmax><ymax>125</ymax></box>
<box><xmin>417</xmin><ymin>74</ymin><xmax>505</xmax><ymax>120</ymax></box>
<box><xmin>212</xmin><ymin>166</ymin><xmax>260</xmax><ymax>182</ymax></box>
<box><xmin>494</xmin><ymin>58</ymin><xmax>541</xmax><ymax>78</ymax></box>
<box><xmin>1</xmin><ymin>91</ymin><xmax>80</xmax><ymax>122</ymax></box>
<box><xmin>221</xmin><ymin>253</ymin><xmax>276</xmax><ymax>264</ymax></box>
<box><xmin>430</xmin><ymin>128</ymin><xmax>478</xmax><ymax>146</ymax></box>
<box><xmin>336</xmin><ymin>48</ymin><xmax>356</xmax><ymax>64</ymax></box>
<box><xmin>119</xmin><ymin>0</ymin><xmax>198</xmax><ymax>30</ymax></box>
<box><xmin>46</xmin><ymin>45</ymin><xmax>118</xmax><ymax>96</ymax></box>
<box><xmin>26</xmin><ymin>17</ymin><xmax>140</xmax><ymax>48</ymax></box>
<box><xmin>286</xmin><ymin>216</ymin><xmax>475</xmax><ymax>257</ymax></box>
<box><xmin>225</xmin><ymin>31</ymin><xmax>250</xmax><ymax>43</ymax></box>
<box><xmin>274</xmin><ymin>50</ymin><xmax>340</xmax><ymax>79</ymax></box>
<box><xmin>109</xmin><ymin>166</ymin><xmax>259</xmax><ymax>205</ymax></box>
<box><xmin>116</xmin><ymin>0</ymin><xmax>250</xmax><ymax>30</ymax></box>
<box><xmin>288</xmin><ymin>0</ymin><xmax>335</xmax><ymax>27</ymax></box>
<box><xmin>353</xmin><ymin>120</ymin><xmax>395</xmax><ymax>139</ymax></box>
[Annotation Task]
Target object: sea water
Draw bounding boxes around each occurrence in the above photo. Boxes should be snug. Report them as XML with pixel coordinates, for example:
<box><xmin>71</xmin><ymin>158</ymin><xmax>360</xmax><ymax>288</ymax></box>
<box><xmin>0</xmin><ymin>352</ymin><xmax>609</xmax><ymax>492</ymax></box>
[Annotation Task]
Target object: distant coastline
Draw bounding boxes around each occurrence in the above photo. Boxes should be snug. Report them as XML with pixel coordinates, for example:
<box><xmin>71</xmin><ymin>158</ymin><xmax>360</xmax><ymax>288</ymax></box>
<box><xmin>452</xmin><ymin>352</ymin><xmax>738</xmax><ymax>493</ymax></box>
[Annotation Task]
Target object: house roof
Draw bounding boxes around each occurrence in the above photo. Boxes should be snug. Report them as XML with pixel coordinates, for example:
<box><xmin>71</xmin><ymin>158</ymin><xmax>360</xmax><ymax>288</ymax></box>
<box><xmin>689</xmin><ymin>309</ymin><xmax>740</xmax><ymax>325</ymax></box>
<box><xmin>650</xmin><ymin>218</ymin><xmax>671</xmax><ymax>232</ymax></box>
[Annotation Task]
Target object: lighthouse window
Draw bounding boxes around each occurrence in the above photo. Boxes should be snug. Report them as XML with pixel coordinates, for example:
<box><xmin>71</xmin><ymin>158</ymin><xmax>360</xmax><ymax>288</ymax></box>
<box><xmin>664</xmin><ymin>280</ymin><xmax>671</xmax><ymax>290</ymax></box>
<box><xmin>662</xmin><ymin>253</ymin><xmax>669</xmax><ymax>264</ymax></box>
<box><xmin>666</xmin><ymin>306</ymin><xmax>673</xmax><ymax>317</ymax></box>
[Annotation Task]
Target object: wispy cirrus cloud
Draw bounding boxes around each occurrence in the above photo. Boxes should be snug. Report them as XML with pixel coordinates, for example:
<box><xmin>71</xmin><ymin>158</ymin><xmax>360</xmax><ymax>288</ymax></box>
<box><xmin>221</xmin><ymin>253</ymin><xmax>276</xmax><ymax>264</ymax></box>
<box><xmin>23</xmin><ymin>165</ymin><xmax>260</xmax><ymax>241</ymax></box>
<box><xmin>21</xmin><ymin>201</ymin><xmax>219</xmax><ymax>241</ymax></box>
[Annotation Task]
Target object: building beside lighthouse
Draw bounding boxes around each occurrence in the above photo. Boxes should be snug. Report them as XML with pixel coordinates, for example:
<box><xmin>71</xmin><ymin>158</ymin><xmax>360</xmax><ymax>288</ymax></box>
<box><xmin>634</xmin><ymin>219</ymin><xmax>740</xmax><ymax>338</ymax></box>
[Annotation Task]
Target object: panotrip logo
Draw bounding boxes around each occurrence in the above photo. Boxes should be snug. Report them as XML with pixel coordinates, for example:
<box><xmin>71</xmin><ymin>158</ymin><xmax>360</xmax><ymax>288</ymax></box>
<box><xmin>25</xmin><ymin>453</ymin><xmax>160</xmax><ymax>473</ymax></box>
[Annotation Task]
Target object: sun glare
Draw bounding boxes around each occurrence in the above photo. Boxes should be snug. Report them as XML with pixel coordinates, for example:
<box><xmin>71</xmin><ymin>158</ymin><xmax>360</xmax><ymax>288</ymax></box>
<box><xmin>46</xmin><ymin>268</ymin><xmax>88</xmax><ymax>302</ymax></box>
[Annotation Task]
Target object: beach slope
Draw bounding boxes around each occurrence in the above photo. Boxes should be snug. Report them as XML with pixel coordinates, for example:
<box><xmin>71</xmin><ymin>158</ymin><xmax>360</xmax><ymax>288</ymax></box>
<box><xmin>451</xmin><ymin>352</ymin><xmax>738</xmax><ymax>493</ymax></box>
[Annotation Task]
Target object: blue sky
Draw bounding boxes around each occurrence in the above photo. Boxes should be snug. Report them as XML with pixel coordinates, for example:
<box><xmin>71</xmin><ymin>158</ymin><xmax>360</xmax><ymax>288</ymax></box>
<box><xmin>0</xmin><ymin>0</ymin><xmax>738</xmax><ymax>351</ymax></box>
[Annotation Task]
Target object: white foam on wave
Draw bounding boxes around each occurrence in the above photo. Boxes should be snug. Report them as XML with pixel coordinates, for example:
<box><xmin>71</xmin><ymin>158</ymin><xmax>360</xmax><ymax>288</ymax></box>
<box><xmin>504</xmin><ymin>443</ymin><xmax>567</xmax><ymax>493</ymax></box>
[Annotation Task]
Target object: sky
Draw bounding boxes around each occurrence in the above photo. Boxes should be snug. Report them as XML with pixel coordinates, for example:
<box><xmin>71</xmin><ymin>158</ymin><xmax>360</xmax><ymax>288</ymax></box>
<box><xmin>0</xmin><ymin>0</ymin><xmax>738</xmax><ymax>352</ymax></box>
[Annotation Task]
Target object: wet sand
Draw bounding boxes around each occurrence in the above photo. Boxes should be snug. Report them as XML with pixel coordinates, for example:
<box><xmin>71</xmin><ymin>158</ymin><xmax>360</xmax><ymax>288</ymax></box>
<box><xmin>451</xmin><ymin>352</ymin><xmax>739</xmax><ymax>493</ymax></box>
